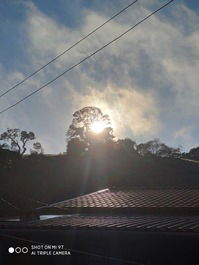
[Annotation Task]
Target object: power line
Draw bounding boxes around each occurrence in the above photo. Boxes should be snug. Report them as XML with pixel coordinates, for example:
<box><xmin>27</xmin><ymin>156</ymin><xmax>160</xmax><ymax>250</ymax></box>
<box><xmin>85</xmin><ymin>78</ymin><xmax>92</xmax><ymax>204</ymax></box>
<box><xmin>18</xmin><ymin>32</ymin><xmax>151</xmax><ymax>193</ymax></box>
<box><xmin>0</xmin><ymin>186</ymin><xmax>71</xmax><ymax>212</ymax></box>
<box><xmin>0</xmin><ymin>0</ymin><xmax>139</xmax><ymax>99</ymax></box>
<box><xmin>1</xmin><ymin>197</ymin><xmax>20</xmax><ymax>210</ymax></box>
<box><xmin>0</xmin><ymin>187</ymin><xmax>48</xmax><ymax>207</ymax></box>
<box><xmin>0</xmin><ymin>0</ymin><xmax>175</xmax><ymax>115</ymax></box>
<box><xmin>0</xmin><ymin>186</ymin><xmax>52</xmax><ymax>216</ymax></box>
<box><xmin>0</xmin><ymin>186</ymin><xmax>82</xmax><ymax>213</ymax></box>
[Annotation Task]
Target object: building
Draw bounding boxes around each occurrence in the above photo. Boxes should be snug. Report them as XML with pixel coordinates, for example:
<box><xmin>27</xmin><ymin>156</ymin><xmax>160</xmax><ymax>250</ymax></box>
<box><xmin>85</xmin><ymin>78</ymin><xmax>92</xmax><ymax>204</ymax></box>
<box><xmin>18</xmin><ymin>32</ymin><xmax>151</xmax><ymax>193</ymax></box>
<box><xmin>1</xmin><ymin>188</ymin><xmax>199</xmax><ymax>264</ymax></box>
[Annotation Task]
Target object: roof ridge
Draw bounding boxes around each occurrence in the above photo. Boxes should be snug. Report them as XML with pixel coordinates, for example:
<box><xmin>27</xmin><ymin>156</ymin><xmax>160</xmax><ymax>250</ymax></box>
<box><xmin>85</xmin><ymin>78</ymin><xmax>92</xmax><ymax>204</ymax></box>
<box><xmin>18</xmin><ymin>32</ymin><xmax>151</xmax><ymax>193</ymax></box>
<box><xmin>50</xmin><ymin>188</ymin><xmax>110</xmax><ymax>206</ymax></box>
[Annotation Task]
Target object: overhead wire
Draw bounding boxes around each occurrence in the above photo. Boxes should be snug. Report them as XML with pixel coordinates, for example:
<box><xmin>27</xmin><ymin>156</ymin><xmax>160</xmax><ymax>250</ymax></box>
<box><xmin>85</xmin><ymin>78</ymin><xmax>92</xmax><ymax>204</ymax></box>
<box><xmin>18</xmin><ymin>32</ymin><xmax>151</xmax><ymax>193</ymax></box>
<box><xmin>0</xmin><ymin>186</ymin><xmax>72</xmax><ymax>213</ymax></box>
<box><xmin>0</xmin><ymin>187</ymin><xmax>48</xmax><ymax>207</ymax></box>
<box><xmin>0</xmin><ymin>0</ymin><xmax>175</xmax><ymax>115</ymax></box>
<box><xmin>0</xmin><ymin>197</ymin><xmax>20</xmax><ymax>210</ymax></box>
<box><xmin>0</xmin><ymin>0</ymin><xmax>139</xmax><ymax>99</ymax></box>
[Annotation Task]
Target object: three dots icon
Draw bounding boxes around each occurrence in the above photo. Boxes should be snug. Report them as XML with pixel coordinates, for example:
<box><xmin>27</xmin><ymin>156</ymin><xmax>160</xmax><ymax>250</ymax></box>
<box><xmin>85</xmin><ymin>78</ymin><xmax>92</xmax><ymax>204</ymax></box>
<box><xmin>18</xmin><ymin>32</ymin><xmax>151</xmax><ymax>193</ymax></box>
<box><xmin>8</xmin><ymin>247</ymin><xmax>28</xmax><ymax>254</ymax></box>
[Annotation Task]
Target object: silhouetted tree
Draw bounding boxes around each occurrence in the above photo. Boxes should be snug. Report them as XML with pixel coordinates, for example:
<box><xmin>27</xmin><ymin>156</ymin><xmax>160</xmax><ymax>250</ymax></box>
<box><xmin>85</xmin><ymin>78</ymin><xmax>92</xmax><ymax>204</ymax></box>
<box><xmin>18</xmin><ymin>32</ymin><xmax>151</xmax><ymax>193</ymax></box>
<box><xmin>0</xmin><ymin>143</ymin><xmax>10</xmax><ymax>150</ymax></box>
<box><xmin>137</xmin><ymin>138</ymin><xmax>181</xmax><ymax>158</ymax></box>
<box><xmin>185</xmin><ymin>147</ymin><xmax>199</xmax><ymax>160</ymax></box>
<box><xmin>116</xmin><ymin>138</ymin><xmax>137</xmax><ymax>155</ymax></box>
<box><xmin>30</xmin><ymin>142</ymin><xmax>44</xmax><ymax>154</ymax></box>
<box><xmin>0</xmin><ymin>128</ymin><xmax>41</xmax><ymax>155</ymax></box>
<box><xmin>66</xmin><ymin>106</ymin><xmax>114</xmax><ymax>153</ymax></box>
<box><xmin>67</xmin><ymin>138</ymin><xmax>87</xmax><ymax>156</ymax></box>
<box><xmin>0</xmin><ymin>143</ymin><xmax>20</xmax><ymax>162</ymax></box>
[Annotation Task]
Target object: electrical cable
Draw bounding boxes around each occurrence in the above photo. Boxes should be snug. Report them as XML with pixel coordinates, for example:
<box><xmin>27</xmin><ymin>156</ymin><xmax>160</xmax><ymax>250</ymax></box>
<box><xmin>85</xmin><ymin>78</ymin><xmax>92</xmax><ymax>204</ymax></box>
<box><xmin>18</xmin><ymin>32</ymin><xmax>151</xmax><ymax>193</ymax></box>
<box><xmin>0</xmin><ymin>0</ymin><xmax>139</xmax><ymax>99</ymax></box>
<box><xmin>0</xmin><ymin>0</ymin><xmax>175</xmax><ymax>115</ymax></box>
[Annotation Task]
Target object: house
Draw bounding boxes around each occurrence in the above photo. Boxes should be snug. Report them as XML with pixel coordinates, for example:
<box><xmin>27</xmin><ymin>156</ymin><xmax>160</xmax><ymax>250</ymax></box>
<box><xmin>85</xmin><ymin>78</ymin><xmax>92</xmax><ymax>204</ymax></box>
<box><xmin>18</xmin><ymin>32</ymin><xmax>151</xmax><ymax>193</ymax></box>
<box><xmin>1</xmin><ymin>188</ymin><xmax>199</xmax><ymax>264</ymax></box>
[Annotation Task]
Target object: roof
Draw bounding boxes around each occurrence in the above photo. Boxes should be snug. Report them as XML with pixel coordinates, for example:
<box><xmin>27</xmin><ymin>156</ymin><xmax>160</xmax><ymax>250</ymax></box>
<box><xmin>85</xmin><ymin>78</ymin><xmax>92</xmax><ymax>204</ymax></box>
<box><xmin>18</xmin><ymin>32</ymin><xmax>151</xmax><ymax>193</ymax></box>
<box><xmin>2</xmin><ymin>188</ymin><xmax>199</xmax><ymax>233</ymax></box>
<box><xmin>1</xmin><ymin>214</ymin><xmax>199</xmax><ymax>233</ymax></box>
<box><xmin>38</xmin><ymin>188</ymin><xmax>199</xmax><ymax>215</ymax></box>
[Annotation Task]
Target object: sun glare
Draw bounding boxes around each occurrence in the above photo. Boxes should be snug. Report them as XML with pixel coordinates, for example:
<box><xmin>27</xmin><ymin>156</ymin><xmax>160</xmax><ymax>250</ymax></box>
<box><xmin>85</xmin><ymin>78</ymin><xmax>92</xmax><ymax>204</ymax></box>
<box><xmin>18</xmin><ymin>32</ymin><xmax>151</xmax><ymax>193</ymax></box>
<box><xmin>90</xmin><ymin>121</ymin><xmax>106</xmax><ymax>134</ymax></box>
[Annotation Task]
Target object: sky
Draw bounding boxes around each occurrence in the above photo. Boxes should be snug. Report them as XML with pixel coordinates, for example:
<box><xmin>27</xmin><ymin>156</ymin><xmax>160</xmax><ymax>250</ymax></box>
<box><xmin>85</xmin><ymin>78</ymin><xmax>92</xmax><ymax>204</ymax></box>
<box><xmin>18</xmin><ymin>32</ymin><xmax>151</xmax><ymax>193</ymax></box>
<box><xmin>0</xmin><ymin>0</ymin><xmax>199</xmax><ymax>154</ymax></box>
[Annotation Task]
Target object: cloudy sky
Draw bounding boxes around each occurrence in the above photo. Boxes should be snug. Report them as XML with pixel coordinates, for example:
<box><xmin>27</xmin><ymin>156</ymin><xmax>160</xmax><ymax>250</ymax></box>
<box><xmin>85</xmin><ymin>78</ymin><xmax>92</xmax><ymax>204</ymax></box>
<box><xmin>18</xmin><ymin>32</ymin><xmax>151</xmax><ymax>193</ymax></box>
<box><xmin>0</xmin><ymin>0</ymin><xmax>199</xmax><ymax>153</ymax></box>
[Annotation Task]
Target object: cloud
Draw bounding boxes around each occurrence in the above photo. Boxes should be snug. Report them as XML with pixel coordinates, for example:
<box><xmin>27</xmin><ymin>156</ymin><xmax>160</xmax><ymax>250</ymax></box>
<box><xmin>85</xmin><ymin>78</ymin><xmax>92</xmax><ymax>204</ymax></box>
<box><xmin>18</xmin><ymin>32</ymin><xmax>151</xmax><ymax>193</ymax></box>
<box><xmin>174</xmin><ymin>126</ymin><xmax>193</xmax><ymax>140</ymax></box>
<box><xmin>72</xmin><ymin>85</ymin><xmax>160</xmax><ymax>139</ymax></box>
<box><xmin>1</xmin><ymin>1</ymin><xmax>199</xmax><ymax>153</ymax></box>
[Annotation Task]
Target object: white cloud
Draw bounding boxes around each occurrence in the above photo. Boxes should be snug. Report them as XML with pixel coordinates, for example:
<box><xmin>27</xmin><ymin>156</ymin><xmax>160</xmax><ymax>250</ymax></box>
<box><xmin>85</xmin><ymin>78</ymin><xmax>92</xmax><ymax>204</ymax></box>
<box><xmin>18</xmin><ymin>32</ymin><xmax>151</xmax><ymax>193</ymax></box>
<box><xmin>1</xmin><ymin>1</ymin><xmax>199</xmax><ymax>152</ymax></box>
<box><xmin>72</xmin><ymin>85</ymin><xmax>160</xmax><ymax>138</ymax></box>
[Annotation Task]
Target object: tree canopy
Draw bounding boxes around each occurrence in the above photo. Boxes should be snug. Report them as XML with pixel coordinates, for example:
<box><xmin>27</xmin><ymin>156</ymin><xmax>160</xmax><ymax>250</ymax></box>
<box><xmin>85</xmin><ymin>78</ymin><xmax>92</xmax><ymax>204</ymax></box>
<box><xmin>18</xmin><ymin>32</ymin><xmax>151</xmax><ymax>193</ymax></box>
<box><xmin>136</xmin><ymin>138</ymin><xmax>181</xmax><ymax>158</ymax></box>
<box><xmin>0</xmin><ymin>128</ymin><xmax>42</xmax><ymax>155</ymax></box>
<box><xmin>66</xmin><ymin>106</ymin><xmax>114</xmax><ymax>153</ymax></box>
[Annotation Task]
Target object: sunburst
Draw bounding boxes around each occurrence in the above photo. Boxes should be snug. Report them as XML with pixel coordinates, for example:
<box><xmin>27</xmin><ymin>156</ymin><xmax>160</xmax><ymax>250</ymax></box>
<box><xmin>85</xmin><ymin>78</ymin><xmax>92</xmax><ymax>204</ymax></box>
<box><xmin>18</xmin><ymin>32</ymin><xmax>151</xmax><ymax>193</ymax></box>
<box><xmin>90</xmin><ymin>121</ymin><xmax>106</xmax><ymax>134</ymax></box>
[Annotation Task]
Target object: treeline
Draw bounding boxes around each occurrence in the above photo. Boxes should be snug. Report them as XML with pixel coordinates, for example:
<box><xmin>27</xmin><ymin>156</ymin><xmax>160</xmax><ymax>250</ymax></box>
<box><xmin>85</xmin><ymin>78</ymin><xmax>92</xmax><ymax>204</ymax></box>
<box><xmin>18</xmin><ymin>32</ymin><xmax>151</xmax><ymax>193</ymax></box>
<box><xmin>1</xmin><ymin>133</ymin><xmax>199</xmax><ymax>161</ymax></box>
<box><xmin>1</xmin><ymin>134</ymin><xmax>199</xmax><ymax>217</ymax></box>
<box><xmin>67</xmin><ymin>136</ymin><xmax>199</xmax><ymax>161</ymax></box>
<box><xmin>0</xmin><ymin>106</ymin><xmax>199</xmax><ymax>217</ymax></box>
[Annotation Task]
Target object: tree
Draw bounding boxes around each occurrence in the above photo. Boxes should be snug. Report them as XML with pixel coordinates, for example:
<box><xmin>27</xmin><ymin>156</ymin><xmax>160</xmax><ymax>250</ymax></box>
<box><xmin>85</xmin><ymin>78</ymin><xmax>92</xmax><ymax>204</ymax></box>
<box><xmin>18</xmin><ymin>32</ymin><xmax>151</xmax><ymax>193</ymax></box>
<box><xmin>30</xmin><ymin>142</ymin><xmax>44</xmax><ymax>155</ymax></box>
<box><xmin>116</xmin><ymin>138</ymin><xmax>137</xmax><ymax>155</ymax></box>
<box><xmin>185</xmin><ymin>147</ymin><xmax>199</xmax><ymax>160</ymax></box>
<box><xmin>66</xmin><ymin>106</ymin><xmax>114</xmax><ymax>152</ymax></box>
<box><xmin>136</xmin><ymin>138</ymin><xmax>181</xmax><ymax>158</ymax></box>
<box><xmin>0</xmin><ymin>128</ymin><xmax>40</xmax><ymax>155</ymax></box>
<box><xmin>67</xmin><ymin>138</ymin><xmax>87</xmax><ymax>156</ymax></box>
<box><xmin>0</xmin><ymin>143</ymin><xmax>10</xmax><ymax>150</ymax></box>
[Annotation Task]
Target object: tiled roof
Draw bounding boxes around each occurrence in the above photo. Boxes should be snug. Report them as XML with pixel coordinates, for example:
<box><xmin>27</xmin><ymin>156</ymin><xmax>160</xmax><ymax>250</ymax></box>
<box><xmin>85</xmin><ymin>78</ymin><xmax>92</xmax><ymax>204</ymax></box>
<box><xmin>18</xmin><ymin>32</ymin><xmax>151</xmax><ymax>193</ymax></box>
<box><xmin>2</xmin><ymin>188</ymin><xmax>199</xmax><ymax>233</ymax></box>
<box><xmin>46</xmin><ymin>188</ymin><xmax>199</xmax><ymax>213</ymax></box>
<box><xmin>1</xmin><ymin>214</ymin><xmax>199</xmax><ymax>233</ymax></box>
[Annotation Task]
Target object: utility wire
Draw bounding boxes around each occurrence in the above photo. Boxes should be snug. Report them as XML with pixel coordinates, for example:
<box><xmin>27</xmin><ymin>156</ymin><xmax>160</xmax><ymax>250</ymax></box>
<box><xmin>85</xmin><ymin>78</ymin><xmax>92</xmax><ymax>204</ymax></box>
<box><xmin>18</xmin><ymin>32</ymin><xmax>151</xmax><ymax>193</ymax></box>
<box><xmin>0</xmin><ymin>187</ymin><xmax>48</xmax><ymax>207</ymax></box>
<box><xmin>1</xmin><ymin>197</ymin><xmax>20</xmax><ymax>210</ymax></box>
<box><xmin>0</xmin><ymin>186</ymin><xmax>71</xmax><ymax>212</ymax></box>
<box><xmin>0</xmin><ymin>0</ymin><xmax>175</xmax><ymax>115</ymax></box>
<box><xmin>0</xmin><ymin>0</ymin><xmax>139</xmax><ymax>99</ymax></box>
<box><xmin>0</xmin><ymin>186</ymin><xmax>80</xmax><ymax>213</ymax></box>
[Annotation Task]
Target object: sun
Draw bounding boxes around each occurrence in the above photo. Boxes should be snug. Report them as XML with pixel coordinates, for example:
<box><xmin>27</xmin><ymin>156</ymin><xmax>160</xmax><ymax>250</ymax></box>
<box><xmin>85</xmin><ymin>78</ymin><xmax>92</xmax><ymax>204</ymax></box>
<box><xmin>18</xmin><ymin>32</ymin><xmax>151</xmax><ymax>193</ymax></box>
<box><xmin>90</xmin><ymin>121</ymin><xmax>106</xmax><ymax>134</ymax></box>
